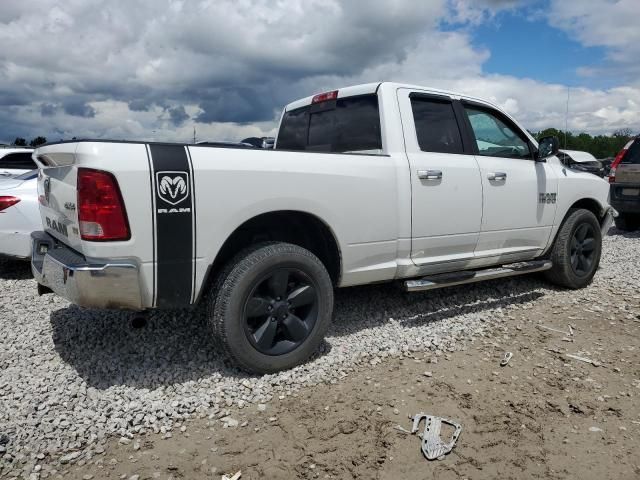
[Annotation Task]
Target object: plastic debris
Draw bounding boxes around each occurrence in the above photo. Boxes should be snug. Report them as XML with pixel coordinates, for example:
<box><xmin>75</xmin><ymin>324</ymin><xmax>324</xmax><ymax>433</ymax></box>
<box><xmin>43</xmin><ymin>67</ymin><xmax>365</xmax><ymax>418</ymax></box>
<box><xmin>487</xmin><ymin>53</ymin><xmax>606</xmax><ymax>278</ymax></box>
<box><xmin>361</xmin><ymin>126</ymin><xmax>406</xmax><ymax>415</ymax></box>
<box><xmin>500</xmin><ymin>352</ymin><xmax>513</xmax><ymax>366</ymax></box>
<box><xmin>222</xmin><ymin>471</ymin><xmax>241</xmax><ymax>480</ymax></box>
<box><xmin>408</xmin><ymin>413</ymin><xmax>462</xmax><ymax>460</ymax></box>
<box><xmin>565</xmin><ymin>353</ymin><xmax>600</xmax><ymax>367</ymax></box>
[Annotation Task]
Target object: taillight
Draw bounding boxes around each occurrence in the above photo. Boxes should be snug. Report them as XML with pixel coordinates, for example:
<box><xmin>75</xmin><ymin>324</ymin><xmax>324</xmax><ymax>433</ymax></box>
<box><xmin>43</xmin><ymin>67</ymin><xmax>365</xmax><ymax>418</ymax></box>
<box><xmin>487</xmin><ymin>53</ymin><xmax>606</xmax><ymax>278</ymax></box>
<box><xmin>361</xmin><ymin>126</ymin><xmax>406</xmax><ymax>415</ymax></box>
<box><xmin>312</xmin><ymin>90</ymin><xmax>338</xmax><ymax>104</ymax></box>
<box><xmin>0</xmin><ymin>196</ymin><xmax>20</xmax><ymax>212</ymax></box>
<box><xmin>77</xmin><ymin>168</ymin><xmax>130</xmax><ymax>241</ymax></box>
<box><xmin>609</xmin><ymin>139</ymin><xmax>635</xmax><ymax>184</ymax></box>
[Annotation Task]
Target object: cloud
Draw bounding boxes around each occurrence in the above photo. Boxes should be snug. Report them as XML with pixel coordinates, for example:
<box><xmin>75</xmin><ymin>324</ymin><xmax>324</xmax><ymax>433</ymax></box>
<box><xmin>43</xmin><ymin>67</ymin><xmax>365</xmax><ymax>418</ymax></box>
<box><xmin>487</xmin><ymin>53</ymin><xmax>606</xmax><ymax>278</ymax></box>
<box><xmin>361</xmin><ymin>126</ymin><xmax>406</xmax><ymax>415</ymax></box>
<box><xmin>0</xmin><ymin>0</ymin><xmax>638</xmax><ymax>143</ymax></box>
<box><xmin>63</xmin><ymin>100</ymin><xmax>96</xmax><ymax>118</ymax></box>
<box><xmin>167</xmin><ymin>105</ymin><xmax>189</xmax><ymax>126</ymax></box>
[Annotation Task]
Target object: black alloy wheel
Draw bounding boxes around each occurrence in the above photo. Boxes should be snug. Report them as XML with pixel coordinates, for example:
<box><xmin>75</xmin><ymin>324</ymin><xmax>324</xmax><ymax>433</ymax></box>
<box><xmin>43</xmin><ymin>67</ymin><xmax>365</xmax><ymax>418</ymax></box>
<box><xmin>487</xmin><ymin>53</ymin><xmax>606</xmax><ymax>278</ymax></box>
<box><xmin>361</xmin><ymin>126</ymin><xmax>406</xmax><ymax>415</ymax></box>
<box><xmin>243</xmin><ymin>268</ymin><xmax>319</xmax><ymax>356</ymax></box>
<box><xmin>570</xmin><ymin>223</ymin><xmax>596</xmax><ymax>276</ymax></box>
<box><xmin>544</xmin><ymin>208</ymin><xmax>602</xmax><ymax>289</ymax></box>
<box><xmin>208</xmin><ymin>242</ymin><xmax>334</xmax><ymax>373</ymax></box>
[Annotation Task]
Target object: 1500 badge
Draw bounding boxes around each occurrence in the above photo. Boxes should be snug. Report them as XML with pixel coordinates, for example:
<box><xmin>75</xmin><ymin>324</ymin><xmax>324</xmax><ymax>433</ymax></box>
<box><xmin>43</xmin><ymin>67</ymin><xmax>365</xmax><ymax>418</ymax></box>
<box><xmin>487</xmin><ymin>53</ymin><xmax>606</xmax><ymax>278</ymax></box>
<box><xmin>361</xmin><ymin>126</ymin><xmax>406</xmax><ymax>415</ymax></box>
<box><xmin>45</xmin><ymin>217</ymin><xmax>69</xmax><ymax>237</ymax></box>
<box><xmin>539</xmin><ymin>193</ymin><xmax>557</xmax><ymax>204</ymax></box>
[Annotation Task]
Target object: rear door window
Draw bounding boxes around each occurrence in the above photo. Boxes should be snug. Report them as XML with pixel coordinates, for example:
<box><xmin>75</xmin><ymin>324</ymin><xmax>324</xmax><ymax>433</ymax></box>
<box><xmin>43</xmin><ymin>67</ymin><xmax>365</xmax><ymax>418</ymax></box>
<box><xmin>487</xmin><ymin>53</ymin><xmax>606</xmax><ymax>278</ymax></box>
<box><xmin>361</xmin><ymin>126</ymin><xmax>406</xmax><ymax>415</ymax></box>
<box><xmin>277</xmin><ymin>95</ymin><xmax>382</xmax><ymax>153</ymax></box>
<box><xmin>410</xmin><ymin>97</ymin><xmax>464</xmax><ymax>154</ymax></box>
<box><xmin>0</xmin><ymin>152</ymin><xmax>36</xmax><ymax>170</ymax></box>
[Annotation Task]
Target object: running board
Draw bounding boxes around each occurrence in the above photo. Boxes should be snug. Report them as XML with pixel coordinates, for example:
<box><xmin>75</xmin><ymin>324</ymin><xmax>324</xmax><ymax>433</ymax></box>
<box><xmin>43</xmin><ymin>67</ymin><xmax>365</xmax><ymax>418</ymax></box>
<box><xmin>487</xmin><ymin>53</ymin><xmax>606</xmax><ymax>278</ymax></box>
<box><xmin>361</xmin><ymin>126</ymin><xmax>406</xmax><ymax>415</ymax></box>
<box><xmin>404</xmin><ymin>260</ymin><xmax>552</xmax><ymax>292</ymax></box>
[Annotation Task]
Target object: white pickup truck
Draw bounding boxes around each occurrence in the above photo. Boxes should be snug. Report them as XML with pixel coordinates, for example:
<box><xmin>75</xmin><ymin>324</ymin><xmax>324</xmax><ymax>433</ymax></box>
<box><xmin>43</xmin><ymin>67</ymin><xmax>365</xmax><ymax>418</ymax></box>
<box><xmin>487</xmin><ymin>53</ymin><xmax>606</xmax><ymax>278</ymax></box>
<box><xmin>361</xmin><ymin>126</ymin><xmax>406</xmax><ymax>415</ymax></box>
<box><xmin>31</xmin><ymin>82</ymin><xmax>614</xmax><ymax>373</ymax></box>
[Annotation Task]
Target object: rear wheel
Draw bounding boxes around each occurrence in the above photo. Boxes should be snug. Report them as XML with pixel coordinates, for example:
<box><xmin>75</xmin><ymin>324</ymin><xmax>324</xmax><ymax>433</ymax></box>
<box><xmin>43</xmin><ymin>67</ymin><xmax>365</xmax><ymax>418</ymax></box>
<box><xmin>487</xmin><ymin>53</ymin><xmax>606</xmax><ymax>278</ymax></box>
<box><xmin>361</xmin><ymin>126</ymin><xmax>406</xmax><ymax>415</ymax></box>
<box><xmin>545</xmin><ymin>208</ymin><xmax>602</xmax><ymax>289</ymax></box>
<box><xmin>207</xmin><ymin>242</ymin><xmax>333</xmax><ymax>374</ymax></box>
<box><xmin>614</xmin><ymin>213</ymin><xmax>640</xmax><ymax>231</ymax></box>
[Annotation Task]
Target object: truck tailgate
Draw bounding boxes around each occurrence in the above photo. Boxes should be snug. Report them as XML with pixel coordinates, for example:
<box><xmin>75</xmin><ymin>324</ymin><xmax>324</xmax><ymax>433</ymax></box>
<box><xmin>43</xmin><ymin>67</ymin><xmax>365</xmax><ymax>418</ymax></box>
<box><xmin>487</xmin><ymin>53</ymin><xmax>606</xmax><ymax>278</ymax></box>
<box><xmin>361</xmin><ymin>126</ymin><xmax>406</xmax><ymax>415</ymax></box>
<box><xmin>34</xmin><ymin>143</ymin><xmax>83</xmax><ymax>251</ymax></box>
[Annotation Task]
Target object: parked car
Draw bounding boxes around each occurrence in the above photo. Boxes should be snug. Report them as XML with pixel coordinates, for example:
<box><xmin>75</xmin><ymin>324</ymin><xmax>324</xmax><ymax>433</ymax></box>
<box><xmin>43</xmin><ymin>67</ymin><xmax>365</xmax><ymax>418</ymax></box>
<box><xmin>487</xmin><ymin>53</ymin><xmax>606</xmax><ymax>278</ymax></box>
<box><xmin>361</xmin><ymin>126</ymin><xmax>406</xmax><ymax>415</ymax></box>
<box><xmin>557</xmin><ymin>150</ymin><xmax>606</xmax><ymax>177</ymax></box>
<box><xmin>241</xmin><ymin>137</ymin><xmax>275</xmax><ymax>149</ymax></box>
<box><xmin>0</xmin><ymin>147</ymin><xmax>36</xmax><ymax>177</ymax></box>
<box><xmin>31</xmin><ymin>82</ymin><xmax>613</xmax><ymax>373</ymax></box>
<box><xmin>608</xmin><ymin>136</ymin><xmax>640</xmax><ymax>230</ymax></box>
<box><xmin>599</xmin><ymin>157</ymin><xmax>615</xmax><ymax>176</ymax></box>
<box><xmin>0</xmin><ymin>170</ymin><xmax>39</xmax><ymax>259</ymax></box>
<box><xmin>195</xmin><ymin>141</ymin><xmax>255</xmax><ymax>149</ymax></box>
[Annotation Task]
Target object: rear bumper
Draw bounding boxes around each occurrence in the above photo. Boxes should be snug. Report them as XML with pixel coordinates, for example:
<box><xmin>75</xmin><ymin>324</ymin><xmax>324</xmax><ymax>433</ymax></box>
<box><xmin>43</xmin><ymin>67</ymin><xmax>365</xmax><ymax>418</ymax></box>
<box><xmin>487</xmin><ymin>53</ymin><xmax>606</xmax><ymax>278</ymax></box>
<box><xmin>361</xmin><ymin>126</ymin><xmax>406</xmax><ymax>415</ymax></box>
<box><xmin>610</xmin><ymin>183</ymin><xmax>640</xmax><ymax>214</ymax></box>
<box><xmin>31</xmin><ymin>231</ymin><xmax>143</xmax><ymax>310</ymax></box>
<box><xmin>610</xmin><ymin>198</ymin><xmax>640</xmax><ymax>214</ymax></box>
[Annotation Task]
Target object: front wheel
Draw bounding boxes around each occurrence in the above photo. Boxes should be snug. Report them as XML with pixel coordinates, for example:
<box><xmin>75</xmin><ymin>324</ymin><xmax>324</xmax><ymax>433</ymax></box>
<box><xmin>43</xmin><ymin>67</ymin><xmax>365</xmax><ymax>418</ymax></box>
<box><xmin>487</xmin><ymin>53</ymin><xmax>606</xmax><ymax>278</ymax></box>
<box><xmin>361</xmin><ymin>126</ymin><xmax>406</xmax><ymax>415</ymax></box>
<box><xmin>207</xmin><ymin>242</ymin><xmax>334</xmax><ymax>374</ymax></box>
<box><xmin>544</xmin><ymin>208</ymin><xmax>602</xmax><ymax>289</ymax></box>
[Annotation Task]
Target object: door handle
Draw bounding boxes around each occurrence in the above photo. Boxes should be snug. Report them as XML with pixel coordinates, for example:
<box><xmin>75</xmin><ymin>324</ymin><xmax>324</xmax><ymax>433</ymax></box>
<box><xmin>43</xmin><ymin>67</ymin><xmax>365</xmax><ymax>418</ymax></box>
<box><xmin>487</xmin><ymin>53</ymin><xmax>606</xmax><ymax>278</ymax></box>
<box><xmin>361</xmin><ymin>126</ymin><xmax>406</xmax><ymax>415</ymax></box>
<box><xmin>417</xmin><ymin>170</ymin><xmax>442</xmax><ymax>180</ymax></box>
<box><xmin>487</xmin><ymin>172</ymin><xmax>507</xmax><ymax>181</ymax></box>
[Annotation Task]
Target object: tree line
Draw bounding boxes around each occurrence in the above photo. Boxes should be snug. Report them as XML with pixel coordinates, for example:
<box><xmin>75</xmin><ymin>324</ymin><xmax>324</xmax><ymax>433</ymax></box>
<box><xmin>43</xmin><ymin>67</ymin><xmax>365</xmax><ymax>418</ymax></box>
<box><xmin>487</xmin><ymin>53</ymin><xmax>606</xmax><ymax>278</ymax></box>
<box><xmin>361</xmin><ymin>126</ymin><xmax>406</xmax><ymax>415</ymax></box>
<box><xmin>11</xmin><ymin>136</ymin><xmax>47</xmax><ymax>147</ymax></box>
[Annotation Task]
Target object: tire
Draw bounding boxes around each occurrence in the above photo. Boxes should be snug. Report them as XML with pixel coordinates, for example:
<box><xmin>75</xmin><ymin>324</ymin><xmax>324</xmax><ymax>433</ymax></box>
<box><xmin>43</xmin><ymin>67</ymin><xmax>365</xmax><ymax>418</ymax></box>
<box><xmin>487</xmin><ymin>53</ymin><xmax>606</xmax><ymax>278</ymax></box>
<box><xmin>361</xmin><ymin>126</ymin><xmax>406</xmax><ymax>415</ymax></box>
<box><xmin>614</xmin><ymin>213</ymin><xmax>640</xmax><ymax>231</ymax></box>
<box><xmin>207</xmin><ymin>242</ymin><xmax>334</xmax><ymax>374</ymax></box>
<box><xmin>544</xmin><ymin>208</ymin><xmax>602</xmax><ymax>289</ymax></box>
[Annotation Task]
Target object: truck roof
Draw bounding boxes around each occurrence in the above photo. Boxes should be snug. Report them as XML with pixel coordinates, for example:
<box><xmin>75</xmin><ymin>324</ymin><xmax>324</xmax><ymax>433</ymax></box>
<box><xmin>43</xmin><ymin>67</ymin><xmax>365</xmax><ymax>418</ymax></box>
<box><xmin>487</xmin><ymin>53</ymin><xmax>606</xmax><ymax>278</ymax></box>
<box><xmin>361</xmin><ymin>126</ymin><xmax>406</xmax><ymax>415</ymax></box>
<box><xmin>283</xmin><ymin>81</ymin><xmax>503</xmax><ymax>112</ymax></box>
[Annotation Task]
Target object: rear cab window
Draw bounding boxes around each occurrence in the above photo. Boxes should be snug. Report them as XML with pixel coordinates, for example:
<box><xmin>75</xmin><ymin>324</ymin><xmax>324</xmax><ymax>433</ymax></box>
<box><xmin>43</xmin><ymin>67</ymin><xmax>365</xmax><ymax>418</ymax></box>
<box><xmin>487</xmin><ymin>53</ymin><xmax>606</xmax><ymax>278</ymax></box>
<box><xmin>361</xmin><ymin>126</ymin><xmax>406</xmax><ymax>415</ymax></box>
<box><xmin>276</xmin><ymin>94</ymin><xmax>382</xmax><ymax>153</ymax></box>
<box><xmin>0</xmin><ymin>152</ymin><xmax>36</xmax><ymax>170</ymax></box>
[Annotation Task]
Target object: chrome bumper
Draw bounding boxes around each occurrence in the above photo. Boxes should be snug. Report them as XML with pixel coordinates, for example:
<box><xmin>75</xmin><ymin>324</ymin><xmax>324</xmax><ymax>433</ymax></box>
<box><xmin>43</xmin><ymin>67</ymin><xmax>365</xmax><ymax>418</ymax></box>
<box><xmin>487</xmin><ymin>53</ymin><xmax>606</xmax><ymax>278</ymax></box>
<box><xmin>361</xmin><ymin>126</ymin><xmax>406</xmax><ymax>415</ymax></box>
<box><xmin>31</xmin><ymin>232</ymin><xmax>143</xmax><ymax>310</ymax></box>
<box><xmin>601</xmin><ymin>206</ymin><xmax>617</xmax><ymax>234</ymax></box>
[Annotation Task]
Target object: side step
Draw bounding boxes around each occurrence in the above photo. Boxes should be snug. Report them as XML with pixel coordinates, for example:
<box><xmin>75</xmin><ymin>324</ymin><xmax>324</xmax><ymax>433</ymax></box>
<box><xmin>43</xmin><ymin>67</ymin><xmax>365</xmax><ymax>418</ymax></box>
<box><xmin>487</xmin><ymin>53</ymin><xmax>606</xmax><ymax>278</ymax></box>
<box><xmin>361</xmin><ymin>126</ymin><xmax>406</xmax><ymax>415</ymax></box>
<box><xmin>404</xmin><ymin>260</ymin><xmax>552</xmax><ymax>292</ymax></box>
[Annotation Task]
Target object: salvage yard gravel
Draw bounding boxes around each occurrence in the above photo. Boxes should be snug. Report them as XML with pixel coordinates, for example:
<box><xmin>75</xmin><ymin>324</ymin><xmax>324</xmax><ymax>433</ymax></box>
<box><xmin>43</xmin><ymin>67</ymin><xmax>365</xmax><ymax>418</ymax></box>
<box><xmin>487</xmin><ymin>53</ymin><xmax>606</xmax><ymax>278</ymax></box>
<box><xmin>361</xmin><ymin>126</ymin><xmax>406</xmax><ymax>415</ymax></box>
<box><xmin>1</xmin><ymin>230</ymin><xmax>639</xmax><ymax>475</ymax></box>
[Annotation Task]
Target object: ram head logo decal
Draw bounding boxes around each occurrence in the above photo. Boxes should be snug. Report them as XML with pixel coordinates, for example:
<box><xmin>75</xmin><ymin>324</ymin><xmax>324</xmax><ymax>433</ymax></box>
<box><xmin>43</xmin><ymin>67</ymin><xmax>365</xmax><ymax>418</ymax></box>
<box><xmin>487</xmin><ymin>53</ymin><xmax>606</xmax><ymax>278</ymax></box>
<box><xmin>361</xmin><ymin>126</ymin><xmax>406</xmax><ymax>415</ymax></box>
<box><xmin>156</xmin><ymin>171</ymin><xmax>189</xmax><ymax>206</ymax></box>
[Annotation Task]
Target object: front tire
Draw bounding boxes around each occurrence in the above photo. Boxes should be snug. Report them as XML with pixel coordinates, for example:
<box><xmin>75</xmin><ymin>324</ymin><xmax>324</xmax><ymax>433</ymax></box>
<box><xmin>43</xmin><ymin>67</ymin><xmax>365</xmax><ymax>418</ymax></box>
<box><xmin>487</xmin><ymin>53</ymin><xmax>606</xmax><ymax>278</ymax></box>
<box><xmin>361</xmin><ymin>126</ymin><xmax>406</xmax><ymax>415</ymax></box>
<box><xmin>544</xmin><ymin>208</ymin><xmax>602</xmax><ymax>289</ymax></box>
<box><xmin>207</xmin><ymin>242</ymin><xmax>333</xmax><ymax>374</ymax></box>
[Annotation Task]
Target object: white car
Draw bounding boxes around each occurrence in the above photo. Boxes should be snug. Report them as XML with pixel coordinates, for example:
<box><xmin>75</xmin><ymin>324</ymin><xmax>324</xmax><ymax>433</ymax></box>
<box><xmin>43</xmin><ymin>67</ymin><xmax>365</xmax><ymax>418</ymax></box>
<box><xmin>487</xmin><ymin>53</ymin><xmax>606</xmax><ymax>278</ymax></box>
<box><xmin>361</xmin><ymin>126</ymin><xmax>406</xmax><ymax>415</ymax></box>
<box><xmin>0</xmin><ymin>170</ymin><xmax>40</xmax><ymax>259</ymax></box>
<box><xmin>31</xmin><ymin>82</ymin><xmax>614</xmax><ymax>373</ymax></box>
<box><xmin>0</xmin><ymin>147</ymin><xmax>36</xmax><ymax>178</ymax></box>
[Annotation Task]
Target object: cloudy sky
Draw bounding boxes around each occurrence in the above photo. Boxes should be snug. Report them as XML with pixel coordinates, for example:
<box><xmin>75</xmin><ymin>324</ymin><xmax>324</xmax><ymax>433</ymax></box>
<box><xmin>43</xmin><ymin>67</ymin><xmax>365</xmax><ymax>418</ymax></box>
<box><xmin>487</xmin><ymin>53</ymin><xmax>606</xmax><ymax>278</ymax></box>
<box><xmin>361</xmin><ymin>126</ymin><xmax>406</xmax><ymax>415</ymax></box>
<box><xmin>0</xmin><ymin>0</ymin><xmax>638</xmax><ymax>143</ymax></box>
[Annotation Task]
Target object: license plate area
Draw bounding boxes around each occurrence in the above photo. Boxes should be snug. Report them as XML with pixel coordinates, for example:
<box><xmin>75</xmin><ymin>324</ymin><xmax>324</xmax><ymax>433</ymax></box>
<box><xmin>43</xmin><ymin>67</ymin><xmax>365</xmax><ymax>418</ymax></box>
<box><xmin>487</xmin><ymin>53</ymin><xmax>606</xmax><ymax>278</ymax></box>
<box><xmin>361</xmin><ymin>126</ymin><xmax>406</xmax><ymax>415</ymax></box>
<box><xmin>622</xmin><ymin>188</ymin><xmax>640</xmax><ymax>196</ymax></box>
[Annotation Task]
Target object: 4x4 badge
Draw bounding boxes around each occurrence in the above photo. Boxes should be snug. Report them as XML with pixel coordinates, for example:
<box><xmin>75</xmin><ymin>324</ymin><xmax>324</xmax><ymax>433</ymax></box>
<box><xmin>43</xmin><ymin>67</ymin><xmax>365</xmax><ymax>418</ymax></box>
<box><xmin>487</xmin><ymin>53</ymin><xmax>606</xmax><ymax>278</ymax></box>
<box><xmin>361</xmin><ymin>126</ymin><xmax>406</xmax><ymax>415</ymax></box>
<box><xmin>156</xmin><ymin>171</ymin><xmax>189</xmax><ymax>206</ymax></box>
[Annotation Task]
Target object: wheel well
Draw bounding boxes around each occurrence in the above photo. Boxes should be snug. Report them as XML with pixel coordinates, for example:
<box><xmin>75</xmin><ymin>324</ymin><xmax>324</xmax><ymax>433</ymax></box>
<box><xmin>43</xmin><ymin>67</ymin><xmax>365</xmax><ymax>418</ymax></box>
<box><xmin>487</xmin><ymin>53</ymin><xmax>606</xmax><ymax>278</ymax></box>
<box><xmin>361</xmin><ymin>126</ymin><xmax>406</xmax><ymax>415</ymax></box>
<box><xmin>203</xmin><ymin>211</ymin><xmax>341</xmax><ymax>293</ymax></box>
<box><xmin>569</xmin><ymin>198</ymin><xmax>604</xmax><ymax>220</ymax></box>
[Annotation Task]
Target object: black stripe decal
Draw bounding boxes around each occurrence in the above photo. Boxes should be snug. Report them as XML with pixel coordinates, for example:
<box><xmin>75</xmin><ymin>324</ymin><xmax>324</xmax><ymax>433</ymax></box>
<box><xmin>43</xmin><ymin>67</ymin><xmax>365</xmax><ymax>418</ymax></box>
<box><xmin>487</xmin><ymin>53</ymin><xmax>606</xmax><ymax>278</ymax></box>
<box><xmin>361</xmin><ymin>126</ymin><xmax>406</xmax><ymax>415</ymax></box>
<box><xmin>148</xmin><ymin>144</ymin><xmax>194</xmax><ymax>307</ymax></box>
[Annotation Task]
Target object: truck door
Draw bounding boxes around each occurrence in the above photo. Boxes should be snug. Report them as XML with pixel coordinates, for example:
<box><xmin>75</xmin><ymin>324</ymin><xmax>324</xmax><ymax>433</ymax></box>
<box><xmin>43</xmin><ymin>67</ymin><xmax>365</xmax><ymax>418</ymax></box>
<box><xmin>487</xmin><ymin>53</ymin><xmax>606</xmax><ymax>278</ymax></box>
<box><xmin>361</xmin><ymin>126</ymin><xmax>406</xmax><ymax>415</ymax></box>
<box><xmin>397</xmin><ymin>89</ymin><xmax>483</xmax><ymax>267</ymax></box>
<box><xmin>461</xmin><ymin>102</ymin><xmax>558</xmax><ymax>257</ymax></box>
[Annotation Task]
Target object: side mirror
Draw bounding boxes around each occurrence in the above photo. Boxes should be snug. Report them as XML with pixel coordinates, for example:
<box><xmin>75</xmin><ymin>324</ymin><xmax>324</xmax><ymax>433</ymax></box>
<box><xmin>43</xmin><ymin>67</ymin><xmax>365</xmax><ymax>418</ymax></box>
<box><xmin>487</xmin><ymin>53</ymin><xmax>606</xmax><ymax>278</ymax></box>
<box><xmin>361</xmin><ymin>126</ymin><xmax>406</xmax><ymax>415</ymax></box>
<box><xmin>536</xmin><ymin>136</ymin><xmax>560</xmax><ymax>161</ymax></box>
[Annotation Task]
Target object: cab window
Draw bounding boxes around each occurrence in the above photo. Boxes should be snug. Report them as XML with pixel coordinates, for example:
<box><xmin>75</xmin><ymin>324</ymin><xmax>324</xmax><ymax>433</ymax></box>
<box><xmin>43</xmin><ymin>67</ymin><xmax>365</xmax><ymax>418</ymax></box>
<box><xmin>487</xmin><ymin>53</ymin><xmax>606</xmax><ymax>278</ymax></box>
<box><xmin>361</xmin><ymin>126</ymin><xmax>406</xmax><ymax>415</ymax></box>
<box><xmin>277</xmin><ymin>95</ymin><xmax>382</xmax><ymax>153</ymax></box>
<box><xmin>464</xmin><ymin>107</ymin><xmax>531</xmax><ymax>159</ymax></box>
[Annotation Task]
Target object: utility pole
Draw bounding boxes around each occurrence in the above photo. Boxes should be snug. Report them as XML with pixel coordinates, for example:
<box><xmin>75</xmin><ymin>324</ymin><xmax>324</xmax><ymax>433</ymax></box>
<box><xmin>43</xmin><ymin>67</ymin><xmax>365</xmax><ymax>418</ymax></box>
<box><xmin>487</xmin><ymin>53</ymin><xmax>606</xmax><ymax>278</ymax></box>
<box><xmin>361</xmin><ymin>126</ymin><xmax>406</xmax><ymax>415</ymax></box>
<box><xmin>564</xmin><ymin>86</ymin><xmax>570</xmax><ymax>149</ymax></box>
<box><xmin>193</xmin><ymin>127</ymin><xmax>196</xmax><ymax>144</ymax></box>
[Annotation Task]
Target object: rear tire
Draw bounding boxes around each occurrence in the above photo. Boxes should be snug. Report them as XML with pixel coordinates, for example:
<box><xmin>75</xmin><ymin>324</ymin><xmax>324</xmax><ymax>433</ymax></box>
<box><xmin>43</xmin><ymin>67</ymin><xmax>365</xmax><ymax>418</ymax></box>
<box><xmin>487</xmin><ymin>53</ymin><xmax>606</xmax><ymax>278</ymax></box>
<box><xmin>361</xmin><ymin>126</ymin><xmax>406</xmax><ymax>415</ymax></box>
<box><xmin>614</xmin><ymin>213</ymin><xmax>640</xmax><ymax>231</ymax></box>
<box><xmin>207</xmin><ymin>242</ymin><xmax>333</xmax><ymax>374</ymax></box>
<box><xmin>544</xmin><ymin>208</ymin><xmax>602</xmax><ymax>289</ymax></box>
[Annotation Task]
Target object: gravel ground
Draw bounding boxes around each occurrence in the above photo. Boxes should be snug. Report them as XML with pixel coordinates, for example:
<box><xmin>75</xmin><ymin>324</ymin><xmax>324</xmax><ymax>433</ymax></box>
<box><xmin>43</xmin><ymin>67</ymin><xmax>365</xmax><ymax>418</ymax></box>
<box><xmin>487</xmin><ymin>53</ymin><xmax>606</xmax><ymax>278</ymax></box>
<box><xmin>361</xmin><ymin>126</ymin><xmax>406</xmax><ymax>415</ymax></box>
<box><xmin>1</xmin><ymin>229</ymin><xmax>638</xmax><ymax>477</ymax></box>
